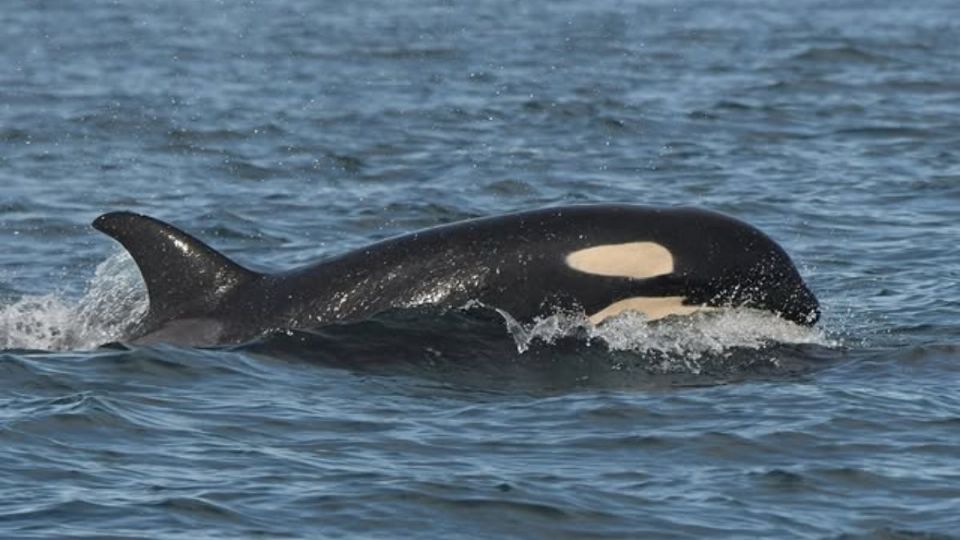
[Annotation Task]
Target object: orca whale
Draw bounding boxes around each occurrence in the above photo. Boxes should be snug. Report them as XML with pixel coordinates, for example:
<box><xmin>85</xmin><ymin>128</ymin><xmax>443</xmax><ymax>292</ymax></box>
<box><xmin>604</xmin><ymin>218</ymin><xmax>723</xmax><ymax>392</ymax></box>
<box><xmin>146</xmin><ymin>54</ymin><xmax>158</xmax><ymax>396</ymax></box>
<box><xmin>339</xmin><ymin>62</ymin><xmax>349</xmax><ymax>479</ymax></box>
<box><xmin>93</xmin><ymin>205</ymin><xmax>820</xmax><ymax>346</ymax></box>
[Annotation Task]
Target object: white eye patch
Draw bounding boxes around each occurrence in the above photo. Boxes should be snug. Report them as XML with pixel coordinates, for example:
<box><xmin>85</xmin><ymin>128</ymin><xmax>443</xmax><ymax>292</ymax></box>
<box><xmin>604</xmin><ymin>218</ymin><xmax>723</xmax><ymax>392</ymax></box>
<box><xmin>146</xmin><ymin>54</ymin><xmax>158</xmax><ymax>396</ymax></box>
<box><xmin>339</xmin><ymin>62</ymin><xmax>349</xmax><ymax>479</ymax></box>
<box><xmin>565</xmin><ymin>242</ymin><xmax>674</xmax><ymax>280</ymax></box>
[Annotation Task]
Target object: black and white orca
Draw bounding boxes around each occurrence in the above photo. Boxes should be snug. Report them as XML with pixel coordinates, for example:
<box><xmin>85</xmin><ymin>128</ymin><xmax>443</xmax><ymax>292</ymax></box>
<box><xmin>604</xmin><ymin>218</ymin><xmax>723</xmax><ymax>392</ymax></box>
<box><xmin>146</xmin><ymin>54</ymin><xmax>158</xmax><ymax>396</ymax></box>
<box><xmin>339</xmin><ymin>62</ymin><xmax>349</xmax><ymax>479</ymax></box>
<box><xmin>93</xmin><ymin>205</ymin><xmax>820</xmax><ymax>346</ymax></box>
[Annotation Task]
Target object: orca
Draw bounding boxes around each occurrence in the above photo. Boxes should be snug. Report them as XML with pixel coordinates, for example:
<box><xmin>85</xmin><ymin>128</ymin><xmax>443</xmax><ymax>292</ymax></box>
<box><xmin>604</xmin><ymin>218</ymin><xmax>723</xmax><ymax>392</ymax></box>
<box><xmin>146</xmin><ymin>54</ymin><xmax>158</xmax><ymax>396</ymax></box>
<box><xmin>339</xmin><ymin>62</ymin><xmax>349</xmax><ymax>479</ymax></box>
<box><xmin>93</xmin><ymin>205</ymin><xmax>820</xmax><ymax>346</ymax></box>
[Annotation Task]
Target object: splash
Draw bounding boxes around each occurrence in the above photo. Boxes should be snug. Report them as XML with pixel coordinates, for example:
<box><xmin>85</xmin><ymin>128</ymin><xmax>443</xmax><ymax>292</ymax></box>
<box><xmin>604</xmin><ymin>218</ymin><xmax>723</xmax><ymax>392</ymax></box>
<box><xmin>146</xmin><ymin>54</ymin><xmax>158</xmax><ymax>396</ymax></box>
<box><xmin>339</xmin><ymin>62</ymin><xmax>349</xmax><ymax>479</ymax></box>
<box><xmin>498</xmin><ymin>307</ymin><xmax>837</xmax><ymax>358</ymax></box>
<box><xmin>0</xmin><ymin>253</ymin><xmax>147</xmax><ymax>351</ymax></box>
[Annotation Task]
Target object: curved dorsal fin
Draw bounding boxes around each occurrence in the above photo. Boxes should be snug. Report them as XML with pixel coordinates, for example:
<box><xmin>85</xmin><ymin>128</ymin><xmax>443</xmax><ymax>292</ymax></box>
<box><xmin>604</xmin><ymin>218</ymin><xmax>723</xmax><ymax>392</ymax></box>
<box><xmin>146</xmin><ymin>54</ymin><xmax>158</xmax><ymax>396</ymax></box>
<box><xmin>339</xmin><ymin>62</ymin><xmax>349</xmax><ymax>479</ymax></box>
<box><xmin>93</xmin><ymin>212</ymin><xmax>259</xmax><ymax>325</ymax></box>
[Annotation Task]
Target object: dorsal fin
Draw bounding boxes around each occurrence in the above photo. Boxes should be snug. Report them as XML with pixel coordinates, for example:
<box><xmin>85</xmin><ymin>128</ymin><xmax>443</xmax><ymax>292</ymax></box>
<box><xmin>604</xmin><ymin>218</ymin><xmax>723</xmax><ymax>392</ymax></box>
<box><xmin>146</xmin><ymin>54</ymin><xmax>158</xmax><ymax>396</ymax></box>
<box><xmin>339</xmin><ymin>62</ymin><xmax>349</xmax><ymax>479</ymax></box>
<box><xmin>92</xmin><ymin>211</ymin><xmax>260</xmax><ymax>326</ymax></box>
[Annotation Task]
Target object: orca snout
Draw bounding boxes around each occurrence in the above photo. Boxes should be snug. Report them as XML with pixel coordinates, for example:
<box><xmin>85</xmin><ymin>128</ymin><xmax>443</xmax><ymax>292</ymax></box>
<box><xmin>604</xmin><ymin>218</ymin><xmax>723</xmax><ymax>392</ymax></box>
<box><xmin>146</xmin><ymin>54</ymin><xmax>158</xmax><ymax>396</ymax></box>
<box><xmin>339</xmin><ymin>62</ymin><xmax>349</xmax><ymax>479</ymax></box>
<box><xmin>775</xmin><ymin>283</ymin><xmax>820</xmax><ymax>326</ymax></box>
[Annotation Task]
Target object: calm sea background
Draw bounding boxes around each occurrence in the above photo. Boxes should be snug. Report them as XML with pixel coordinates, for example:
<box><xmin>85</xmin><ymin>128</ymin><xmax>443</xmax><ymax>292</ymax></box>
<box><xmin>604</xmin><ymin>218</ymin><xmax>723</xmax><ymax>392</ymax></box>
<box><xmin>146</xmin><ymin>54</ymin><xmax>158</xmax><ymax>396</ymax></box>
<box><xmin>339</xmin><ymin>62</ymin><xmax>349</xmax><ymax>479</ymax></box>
<box><xmin>2</xmin><ymin>1</ymin><xmax>959</xmax><ymax>538</ymax></box>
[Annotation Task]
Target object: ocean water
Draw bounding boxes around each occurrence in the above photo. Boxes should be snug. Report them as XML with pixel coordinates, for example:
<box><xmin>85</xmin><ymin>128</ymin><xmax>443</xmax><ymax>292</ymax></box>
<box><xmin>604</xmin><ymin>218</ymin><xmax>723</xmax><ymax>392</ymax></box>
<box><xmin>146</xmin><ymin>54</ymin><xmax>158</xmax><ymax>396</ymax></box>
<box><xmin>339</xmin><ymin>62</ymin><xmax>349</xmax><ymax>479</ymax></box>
<box><xmin>2</xmin><ymin>0</ymin><xmax>959</xmax><ymax>538</ymax></box>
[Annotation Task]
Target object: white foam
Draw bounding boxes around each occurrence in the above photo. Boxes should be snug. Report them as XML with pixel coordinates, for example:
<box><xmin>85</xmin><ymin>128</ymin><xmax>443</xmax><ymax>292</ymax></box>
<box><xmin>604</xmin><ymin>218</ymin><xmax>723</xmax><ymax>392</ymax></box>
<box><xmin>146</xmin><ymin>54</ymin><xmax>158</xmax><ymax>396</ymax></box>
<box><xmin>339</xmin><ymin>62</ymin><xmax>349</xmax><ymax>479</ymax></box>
<box><xmin>0</xmin><ymin>253</ymin><xmax>147</xmax><ymax>351</ymax></box>
<box><xmin>498</xmin><ymin>306</ymin><xmax>838</xmax><ymax>358</ymax></box>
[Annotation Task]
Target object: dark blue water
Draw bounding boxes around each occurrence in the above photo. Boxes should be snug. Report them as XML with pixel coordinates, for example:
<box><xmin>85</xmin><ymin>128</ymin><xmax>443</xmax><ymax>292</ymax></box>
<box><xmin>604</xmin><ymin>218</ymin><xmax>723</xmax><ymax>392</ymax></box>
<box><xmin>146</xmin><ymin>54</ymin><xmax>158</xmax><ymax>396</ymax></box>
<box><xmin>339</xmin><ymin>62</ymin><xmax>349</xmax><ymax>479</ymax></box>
<box><xmin>2</xmin><ymin>1</ymin><xmax>959</xmax><ymax>538</ymax></box>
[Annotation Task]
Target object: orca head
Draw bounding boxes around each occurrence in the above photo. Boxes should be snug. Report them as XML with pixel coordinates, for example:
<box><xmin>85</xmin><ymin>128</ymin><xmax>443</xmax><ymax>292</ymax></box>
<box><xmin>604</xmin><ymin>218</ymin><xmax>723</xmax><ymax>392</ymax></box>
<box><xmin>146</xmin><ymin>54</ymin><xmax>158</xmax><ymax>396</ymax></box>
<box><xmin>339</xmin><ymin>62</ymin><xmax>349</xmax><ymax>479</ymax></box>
<box><xmin>564</xmin><ymin>214</ymin><xmax>820</xmax><ymax>326</ymax></box>
<box><xmin>671</xmin><ymin>212</ymin><xmax>821</xmax><ymax>326</ymax></box>
<box><xmin>691</xmin><ymin>252</ymin><xmax>821</xmax><ymax>326</ymax></box>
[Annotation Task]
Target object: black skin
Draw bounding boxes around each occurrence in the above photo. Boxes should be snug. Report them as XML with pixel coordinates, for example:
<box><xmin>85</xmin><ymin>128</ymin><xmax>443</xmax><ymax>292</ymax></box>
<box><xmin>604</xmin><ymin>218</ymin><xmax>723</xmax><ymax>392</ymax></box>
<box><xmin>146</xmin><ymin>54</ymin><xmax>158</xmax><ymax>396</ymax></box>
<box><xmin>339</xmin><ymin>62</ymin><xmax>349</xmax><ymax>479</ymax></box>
<box><xmin>93</xmin><ymin>205</ymin><xmax>820</xmax><ymax>346</ymax></box>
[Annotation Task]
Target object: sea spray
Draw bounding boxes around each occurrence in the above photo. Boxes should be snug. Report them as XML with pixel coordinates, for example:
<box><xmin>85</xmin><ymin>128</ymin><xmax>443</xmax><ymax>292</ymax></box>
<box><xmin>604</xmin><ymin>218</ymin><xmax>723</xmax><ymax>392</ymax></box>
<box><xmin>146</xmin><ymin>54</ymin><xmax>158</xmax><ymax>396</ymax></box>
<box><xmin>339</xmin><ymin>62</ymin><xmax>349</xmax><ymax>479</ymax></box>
<box><xmin>0</xmin><ymin>252</ymin><xmax>147</xmax><ymax>351</ymax></box>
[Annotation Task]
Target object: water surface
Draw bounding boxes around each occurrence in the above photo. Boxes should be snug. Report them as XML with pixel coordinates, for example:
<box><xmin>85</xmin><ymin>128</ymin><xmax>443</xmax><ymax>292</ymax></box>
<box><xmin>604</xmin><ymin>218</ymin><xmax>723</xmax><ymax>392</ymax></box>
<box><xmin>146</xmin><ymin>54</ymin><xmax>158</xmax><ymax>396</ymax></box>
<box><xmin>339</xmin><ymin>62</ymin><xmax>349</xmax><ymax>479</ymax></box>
<box><xmin>1</xmin><ymin>1</ymin><xmax>959</xmax><ymax>538</ymax></box>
